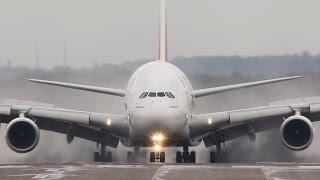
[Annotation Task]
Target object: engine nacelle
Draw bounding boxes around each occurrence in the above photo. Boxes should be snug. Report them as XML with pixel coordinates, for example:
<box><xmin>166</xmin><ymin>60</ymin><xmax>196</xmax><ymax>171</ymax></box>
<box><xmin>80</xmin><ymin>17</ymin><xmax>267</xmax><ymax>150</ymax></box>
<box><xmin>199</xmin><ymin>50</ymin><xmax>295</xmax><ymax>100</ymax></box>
<box><xmin>280</xmin><ymin>115</ymin><xmax>314</xmax><ymax>151</ymax></box>
<box><xmin>5</xmin><ymin>117</ymin><xmax>40</xmax><ymax>153</ymax></box>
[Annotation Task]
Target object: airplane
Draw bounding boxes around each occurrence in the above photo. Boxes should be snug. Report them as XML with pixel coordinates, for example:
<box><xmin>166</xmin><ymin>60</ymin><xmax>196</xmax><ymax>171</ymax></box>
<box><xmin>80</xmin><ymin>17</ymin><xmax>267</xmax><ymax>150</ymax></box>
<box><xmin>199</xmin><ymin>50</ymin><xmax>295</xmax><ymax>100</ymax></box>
<box><xmin>1</xmin><ymin>0</ymin><xmax>320</xmax><ymax>163</ymax></box>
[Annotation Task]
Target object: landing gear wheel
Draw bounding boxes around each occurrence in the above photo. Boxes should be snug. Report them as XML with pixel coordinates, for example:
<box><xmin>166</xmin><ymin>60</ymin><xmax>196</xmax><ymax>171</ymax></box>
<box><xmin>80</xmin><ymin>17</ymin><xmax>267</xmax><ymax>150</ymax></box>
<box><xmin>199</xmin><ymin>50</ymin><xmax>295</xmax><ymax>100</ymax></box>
<box><xmin>210</xmin><ymin>151</ymin><xmax>215</xmax><ymax>163</ymax></box>
<box><xmin>176</xmin><ymin>151</ymin><xmax>182</xmax><ymax>163</ymax></box>
<box><xmin>150</xmin><ymin>152</ymin><xmax>156</xmax><ymax>162</ymax></box>
<box><xmin>127</xmin><ymin>151</ymin><xmax>134</xmax><ymax>162</ymax></box>
<box><xmin>160</xmin><ymin>152</ymin><xmax>165</xmax><ymax>163</ymax></box>
<box><xmin>94</xmin><ymin>151</ymin><xmax>112</xmax><ymax>162</ymax></box>
<box><xmin>106</xmin><ymin>151</ymin><xmax>112</xmax><ymax>162</ymax></box>
<box><xmin>182</xmin><ymin>151</ymin><xmax>190</xmax><ymax>163</ymax></box>
<box><xmin>190</xmin><ymin>151</ymin><xmax>196</xmax><ymax>163</ymax></box>
<box><xmin>94</xmin><ymin>152</ymin><xmax>100</xmax><ymax>162</ymax></box>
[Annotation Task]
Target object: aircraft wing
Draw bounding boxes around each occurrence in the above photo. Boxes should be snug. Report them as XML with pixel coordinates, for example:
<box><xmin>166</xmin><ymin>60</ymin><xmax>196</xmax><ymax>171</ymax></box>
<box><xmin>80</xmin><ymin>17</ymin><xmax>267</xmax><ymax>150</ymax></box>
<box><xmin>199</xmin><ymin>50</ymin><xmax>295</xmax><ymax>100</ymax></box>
<box><xmin>28</xmin><ymin>79</ymin><xmax>126</xmax><ymax>97</ymax></box>
<box><xmin>192</xmin><ymin>76</ymin><xmax>301</xmax><ymax>98</ymax></box>
<box><xmin>190</xmin><ymin>96</ymin><xmax>320</xmax><ymax>147</ymax></box>
<box><xmin>0</xmin><ymin>98</ymin><xmax>129</xmax><ymax>148</ymax></box>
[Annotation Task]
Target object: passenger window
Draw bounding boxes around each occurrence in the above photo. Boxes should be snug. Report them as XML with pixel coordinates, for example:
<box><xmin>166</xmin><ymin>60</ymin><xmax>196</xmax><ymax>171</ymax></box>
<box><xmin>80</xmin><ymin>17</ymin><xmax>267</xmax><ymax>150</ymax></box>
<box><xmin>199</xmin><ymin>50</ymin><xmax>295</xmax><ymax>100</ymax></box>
<box><xmin>157</xmin><ymin>92</ymin><xmax>165</xmax><ymax>97</ymax></box>
<box><xmin>148</xmin><ymin>92</ymin><xmax>156</xmax><ymax>97</ymax></box>
<box><xmin>142</xmin><ymin>92</ymin><xmax>148</xmax><ymax>98</ymax></box>
<box><xmin>169</xmin><ymin>92</ymin><xmax>175</xmax><ymax>98</ymax></box>
<box><xmin>165</xmin><ymin>92</ymin><xmax>172</xmax><ymax>98</ymax></box>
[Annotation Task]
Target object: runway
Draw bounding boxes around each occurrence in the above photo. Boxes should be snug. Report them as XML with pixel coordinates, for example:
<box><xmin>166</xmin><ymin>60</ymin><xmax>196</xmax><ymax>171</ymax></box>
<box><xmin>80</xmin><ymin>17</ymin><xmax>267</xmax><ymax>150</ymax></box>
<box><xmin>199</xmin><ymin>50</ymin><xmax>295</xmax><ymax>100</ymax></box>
<box><xmin>1</xmin><ymin>163</ymin><xmax>320</xmax><ymax>180</ymax></box>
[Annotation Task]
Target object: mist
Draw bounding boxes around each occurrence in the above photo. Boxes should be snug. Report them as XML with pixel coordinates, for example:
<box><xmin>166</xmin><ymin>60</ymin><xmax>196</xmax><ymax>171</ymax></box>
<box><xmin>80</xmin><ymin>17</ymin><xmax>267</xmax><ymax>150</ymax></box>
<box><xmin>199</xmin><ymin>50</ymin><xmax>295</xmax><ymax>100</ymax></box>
<box><xmin>1</xmin><ymin>54</ymin><xmax>320</xmax><ymax>163</ymax></box>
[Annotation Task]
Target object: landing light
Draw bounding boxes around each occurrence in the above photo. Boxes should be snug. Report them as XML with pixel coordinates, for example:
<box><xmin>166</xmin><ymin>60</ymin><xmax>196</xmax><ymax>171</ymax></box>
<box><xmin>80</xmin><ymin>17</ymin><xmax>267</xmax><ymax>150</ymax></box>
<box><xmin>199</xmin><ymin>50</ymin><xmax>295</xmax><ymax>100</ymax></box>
<box><xmin>152</xmin><ymin>133</ymin><xmax>165</xmax><ymax>143</ymax></box>
<box><xmin>107</xmin><ymin>118</ymin><xmax>112</xmax><ymax>126</ymax></box>
<box><xmin>208</xmin><ymin>118</ymin><xmax>212</xmax><ymax>125</ymax></box>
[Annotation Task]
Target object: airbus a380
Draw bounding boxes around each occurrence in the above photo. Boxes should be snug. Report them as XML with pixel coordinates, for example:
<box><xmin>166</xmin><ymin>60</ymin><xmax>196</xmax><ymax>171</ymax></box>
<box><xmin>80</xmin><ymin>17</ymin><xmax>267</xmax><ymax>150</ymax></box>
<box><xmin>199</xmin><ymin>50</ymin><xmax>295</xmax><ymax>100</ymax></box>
<box><xmin>1</xmin><ymin>0</ymin><xmax>320</xmax><ymax>163</ymax></box>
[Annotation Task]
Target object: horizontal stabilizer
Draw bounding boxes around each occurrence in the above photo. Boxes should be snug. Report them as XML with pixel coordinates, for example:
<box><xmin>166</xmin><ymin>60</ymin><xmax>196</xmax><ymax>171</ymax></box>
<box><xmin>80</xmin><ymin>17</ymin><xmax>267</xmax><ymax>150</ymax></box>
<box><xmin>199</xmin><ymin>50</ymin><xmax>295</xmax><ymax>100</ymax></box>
<box><xmin>28</xmin><ymin>79</ymin><xmax>126</xmax><ymax>97</ymax></box>
<box><xmin>192</xmin><ymin>76</ymin><xmax>301</xmax><ymax>98</ymax></box>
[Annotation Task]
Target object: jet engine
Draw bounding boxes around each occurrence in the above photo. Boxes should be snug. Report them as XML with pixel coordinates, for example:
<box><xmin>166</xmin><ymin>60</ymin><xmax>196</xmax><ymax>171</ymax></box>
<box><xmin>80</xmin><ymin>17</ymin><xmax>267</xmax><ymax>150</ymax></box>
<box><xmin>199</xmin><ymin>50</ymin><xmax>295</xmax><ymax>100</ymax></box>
<box><xmin>280</xmin><ymin>115</ymin><xmax>314</xmax><ymax>151</ymax></box>
<box><xmin>5</xmin><ymin>117</ymin><xmax>40</xmax><ymax>153</ymax></box>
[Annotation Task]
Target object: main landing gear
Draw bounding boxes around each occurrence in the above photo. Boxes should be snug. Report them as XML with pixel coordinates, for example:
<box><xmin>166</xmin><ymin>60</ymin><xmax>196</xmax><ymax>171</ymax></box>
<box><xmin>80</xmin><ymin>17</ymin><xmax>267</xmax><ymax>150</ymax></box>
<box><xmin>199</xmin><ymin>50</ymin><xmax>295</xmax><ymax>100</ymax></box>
<box><xmin>94</xmin><ymin>143</ymin><xmax>112</xmax><ymax>162</ymax></box>
<box><xmin>176</xmin><ymin>146</ymin><xmax>196</xmax><ymax>163</ymax></box>
<box><xmin>209</xmin><ymin>142</ymin><xmax>228</xmax><ymax>163</ymax></box>
<box><xmin>127</xmin><ymin>147</ymin><xmax>148</xmax><ymax>163</ymax></box>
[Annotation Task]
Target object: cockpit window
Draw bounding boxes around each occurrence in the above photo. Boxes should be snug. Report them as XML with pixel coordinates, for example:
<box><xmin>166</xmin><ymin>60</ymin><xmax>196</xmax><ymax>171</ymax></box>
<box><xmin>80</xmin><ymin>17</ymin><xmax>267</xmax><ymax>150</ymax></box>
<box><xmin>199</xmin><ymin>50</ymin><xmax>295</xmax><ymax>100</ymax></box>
<box><xmin>157</xmin><ymin>92</ymin><xmax>165</xmax><ymax>97</ymax></box>
<box><xmin>142</xmin><ymin>92</ymin><xmax>148</xmax><ymax>98</ymax></box>
<box><xmin>139</xmin><ymin>92</ymin><xmax>145</xmax><ymax>99</ymax></box>
<box><xmin>169</xmin><ymin>92</ymin><xmax>175</xmax><ymax>98</ymax></box>
<box><xmin>140</xmin><ymin>91</ymin><xmax>175</xmax><ymax>99</ymax></box>
<box><xmin>165</xmin><ymin>92</ymin><xmax>172</xmax><ymax>98</ymax></box>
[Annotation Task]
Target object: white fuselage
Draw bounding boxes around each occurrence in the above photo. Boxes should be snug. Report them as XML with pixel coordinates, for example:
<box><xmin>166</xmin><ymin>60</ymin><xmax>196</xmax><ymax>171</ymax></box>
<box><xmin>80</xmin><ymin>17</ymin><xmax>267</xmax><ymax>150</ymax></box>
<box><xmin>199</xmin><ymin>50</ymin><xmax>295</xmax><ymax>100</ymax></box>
<box><xmin>125</xmin><ymin>61</ymin><xmax>195</xmax><ymax>147</ymax></box>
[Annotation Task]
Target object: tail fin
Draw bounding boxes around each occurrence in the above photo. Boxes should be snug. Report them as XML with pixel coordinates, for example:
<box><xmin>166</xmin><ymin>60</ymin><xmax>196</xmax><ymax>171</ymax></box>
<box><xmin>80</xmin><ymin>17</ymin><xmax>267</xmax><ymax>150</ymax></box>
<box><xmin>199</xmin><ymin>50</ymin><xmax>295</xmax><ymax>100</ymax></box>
<box><xmin>159</xmin><ymin>0</ymin><xmax>168</xmax><ymax>61</ymax></box>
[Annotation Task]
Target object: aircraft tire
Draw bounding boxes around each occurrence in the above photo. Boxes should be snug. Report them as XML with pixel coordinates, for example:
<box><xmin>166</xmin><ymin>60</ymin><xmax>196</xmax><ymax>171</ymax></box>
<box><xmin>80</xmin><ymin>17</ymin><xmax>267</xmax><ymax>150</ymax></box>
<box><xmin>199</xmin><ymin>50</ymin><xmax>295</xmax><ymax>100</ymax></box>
<box><xmin>94</xmin><ymin>152</ymin><xmax>100</xmax><ymax>162</ymax></box>
<box><xmin>210</xmin><ymin>151</ymin><xmax>215</xmax><ymax>163</ymax></box>
<box><xmin>160</xmin><ymin>152</ymin><xmax>165</xmax><ymax>163</ymax></box>
<box><xmin>150</xmin><ymin>152</ymin><xmax>156</xmax><ymax>162</ymax></box>
<box><xmin>176</xmin><ymin>151</ymin><xmax>182</xmax><ymax>163</ymax></box>
<box><xmin>190</xmin><ymin>151</ymin><xmax>196</xmax><ymax>163</ymax></box>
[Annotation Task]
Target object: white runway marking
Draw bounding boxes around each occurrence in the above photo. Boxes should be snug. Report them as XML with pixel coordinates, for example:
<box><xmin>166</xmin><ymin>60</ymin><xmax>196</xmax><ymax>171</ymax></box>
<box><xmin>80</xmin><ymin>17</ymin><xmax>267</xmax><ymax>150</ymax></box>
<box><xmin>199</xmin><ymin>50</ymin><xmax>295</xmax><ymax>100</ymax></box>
<box><xmin>95</xmin><ymin>164</ymin><xmax>148</xmax><ymax>169</ymax></box>
<box><xmin>231</xmin><ymin>165</ymin><xmax>260</xmax><ymax>169</ymax></box>
<box><xmin>298</xmin><ymin>166</ymin><xmax>320</xmax><ymax>170</ymax></box>
<box><xmin>0</xmin><ymin>165</ymin><xmax>30</xmax><ymax>169</ymax></box>
<box><xmin>6</xmin><ymin>166</ymin><xmax>83</xmax><ymax>180</ymax></box>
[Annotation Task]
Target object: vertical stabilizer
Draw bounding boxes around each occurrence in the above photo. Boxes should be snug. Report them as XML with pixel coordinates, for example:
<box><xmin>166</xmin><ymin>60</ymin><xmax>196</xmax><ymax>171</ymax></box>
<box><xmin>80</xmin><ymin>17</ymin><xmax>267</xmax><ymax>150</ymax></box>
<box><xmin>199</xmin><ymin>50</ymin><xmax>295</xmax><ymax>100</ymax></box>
<box><xmin>159</xmin><ymin>0</ymin><xmax>168</xmax><ymax>61</ymax></box>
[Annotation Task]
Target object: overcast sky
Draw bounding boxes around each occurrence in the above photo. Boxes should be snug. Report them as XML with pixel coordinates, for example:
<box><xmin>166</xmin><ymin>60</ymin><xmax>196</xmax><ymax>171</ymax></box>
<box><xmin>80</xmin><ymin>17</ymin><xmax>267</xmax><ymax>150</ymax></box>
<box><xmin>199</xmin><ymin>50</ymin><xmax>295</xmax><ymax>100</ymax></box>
<box><xmin>0</xmin><ymin>0</ymin><xmax>319</xmax><ymax>68</ymax></box>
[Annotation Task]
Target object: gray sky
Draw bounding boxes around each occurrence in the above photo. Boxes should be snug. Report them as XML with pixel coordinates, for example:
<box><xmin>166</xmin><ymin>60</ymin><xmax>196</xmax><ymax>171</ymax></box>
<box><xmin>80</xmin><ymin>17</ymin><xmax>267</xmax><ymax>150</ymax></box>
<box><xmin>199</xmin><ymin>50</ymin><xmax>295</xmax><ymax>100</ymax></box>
<box><xmin>0</xmin><ymin>0</ymin><xmax>319</xmax><ymax>68</ymax></box>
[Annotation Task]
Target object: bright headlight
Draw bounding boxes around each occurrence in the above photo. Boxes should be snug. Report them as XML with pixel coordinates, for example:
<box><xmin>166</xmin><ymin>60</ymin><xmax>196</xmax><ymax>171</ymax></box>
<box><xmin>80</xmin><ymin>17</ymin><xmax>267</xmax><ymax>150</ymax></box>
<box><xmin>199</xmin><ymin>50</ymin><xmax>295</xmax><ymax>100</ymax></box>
<box><xmin>152</xmin><ymin>133</ymin><xmax>165</xmax><ymax>142</ymax></box>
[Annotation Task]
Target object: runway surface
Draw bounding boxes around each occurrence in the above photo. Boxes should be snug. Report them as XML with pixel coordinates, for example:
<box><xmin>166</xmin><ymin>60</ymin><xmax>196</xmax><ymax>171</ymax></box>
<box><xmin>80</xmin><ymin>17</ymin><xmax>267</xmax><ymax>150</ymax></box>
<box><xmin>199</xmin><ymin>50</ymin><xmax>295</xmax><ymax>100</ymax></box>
<box><xmin>1</xmin><ymin>163</ymin><xmax>320</xmax><ymax>180</ymax></box>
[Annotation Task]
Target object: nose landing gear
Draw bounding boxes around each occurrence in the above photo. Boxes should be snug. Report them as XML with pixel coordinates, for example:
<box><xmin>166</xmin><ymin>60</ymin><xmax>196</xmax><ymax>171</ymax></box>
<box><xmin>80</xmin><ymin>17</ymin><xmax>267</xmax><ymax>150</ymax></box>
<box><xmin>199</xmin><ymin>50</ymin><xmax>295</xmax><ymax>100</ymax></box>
<box><xmin>150</xmin><ymin>151</ymin><xmax>165</xmax><ymax>163</ymax></box>
<box><xmin>149</xmin><ymin>133</ymin><xmax>166</xmax><ymax>163</ymax></box>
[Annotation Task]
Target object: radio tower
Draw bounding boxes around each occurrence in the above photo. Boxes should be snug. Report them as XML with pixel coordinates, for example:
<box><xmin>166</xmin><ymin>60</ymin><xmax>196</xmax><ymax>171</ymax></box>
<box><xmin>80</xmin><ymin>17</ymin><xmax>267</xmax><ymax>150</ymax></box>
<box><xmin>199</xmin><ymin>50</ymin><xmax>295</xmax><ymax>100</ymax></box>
<box><xmin>63</xmin><ymin>37</ymin><xmax>67</xmax><ymax>68</ymax></box>
<box><xmin>35</xmin><ymin>38</ymin><xmax>39</xmax><ymax>69</ymax></box>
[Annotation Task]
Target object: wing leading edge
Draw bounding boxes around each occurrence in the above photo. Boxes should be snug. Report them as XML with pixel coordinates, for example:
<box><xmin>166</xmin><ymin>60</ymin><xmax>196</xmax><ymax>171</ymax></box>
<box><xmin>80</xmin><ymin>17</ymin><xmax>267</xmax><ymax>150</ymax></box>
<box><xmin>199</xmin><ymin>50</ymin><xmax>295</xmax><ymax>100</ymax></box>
<box><xmin>192</xmin><ymin>76</ymin><xmax>301</xmax><ymax>98</ymax></box>
<box><xmin>28</xmin><ymin>79</ymin><xmax>126</xmax><ymax>97</ymax></box>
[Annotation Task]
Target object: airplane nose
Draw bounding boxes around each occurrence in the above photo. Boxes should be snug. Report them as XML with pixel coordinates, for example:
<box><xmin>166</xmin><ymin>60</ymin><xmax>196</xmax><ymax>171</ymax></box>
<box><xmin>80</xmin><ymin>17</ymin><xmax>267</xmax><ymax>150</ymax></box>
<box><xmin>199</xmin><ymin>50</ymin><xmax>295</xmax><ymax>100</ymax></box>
<box><xmin>130</xmin><ymin>101</ymin><xmax>185</xmax><ymax>136</ymax></box>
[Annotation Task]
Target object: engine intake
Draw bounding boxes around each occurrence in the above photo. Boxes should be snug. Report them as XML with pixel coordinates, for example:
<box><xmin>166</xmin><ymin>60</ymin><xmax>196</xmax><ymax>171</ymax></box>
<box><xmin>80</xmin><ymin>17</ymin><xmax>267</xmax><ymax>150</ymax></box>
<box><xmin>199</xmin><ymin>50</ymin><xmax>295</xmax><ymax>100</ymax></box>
<box><xmin>280</xmin><ymin>115</ymin><xmax>314</xmax><ymax>151</ymax></box>
<box><xmin>6</xmin><ymin>117</ymin><xmax>39</xmax><ymax>153</ymax></box>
